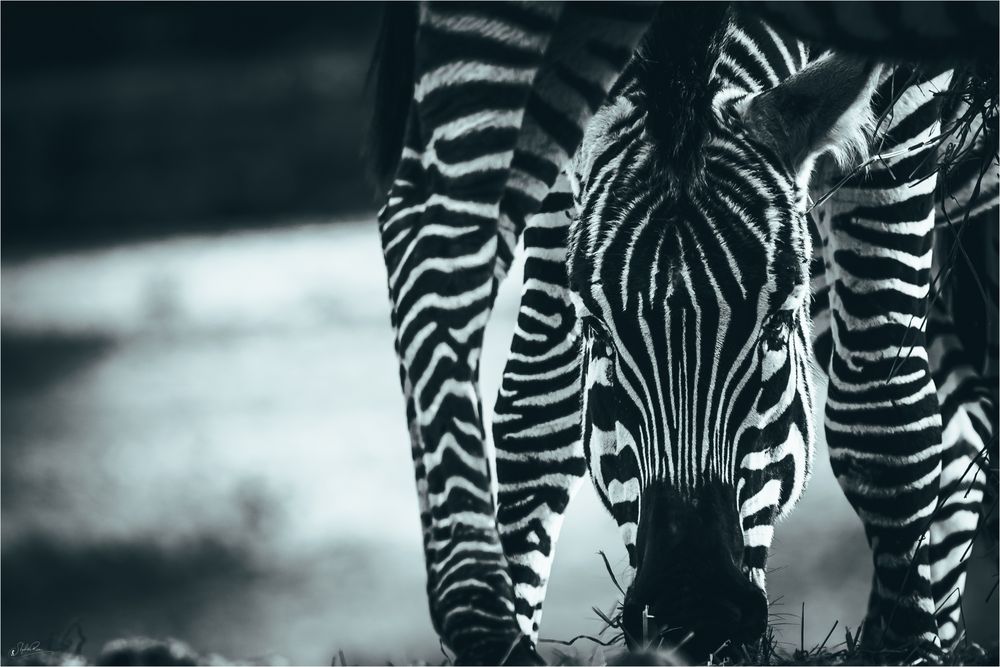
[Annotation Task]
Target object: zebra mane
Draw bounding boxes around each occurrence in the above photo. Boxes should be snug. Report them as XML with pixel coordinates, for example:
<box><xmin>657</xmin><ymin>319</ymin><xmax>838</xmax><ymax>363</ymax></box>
<box><xmin>634</xmin><ymin>3</ymin><xmax>732</xmax><ymax>188</ymax></box>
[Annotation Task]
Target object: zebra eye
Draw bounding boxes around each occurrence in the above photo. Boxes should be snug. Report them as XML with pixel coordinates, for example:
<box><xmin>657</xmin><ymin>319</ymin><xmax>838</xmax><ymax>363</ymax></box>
<box><xmin>719</xmin><ymin>104</ymin><xmax>743</xmax><ymax>131</ymax></box>
<box><xmin>583</xmin><ymin>318</ymin><xmax>613</xmax><ymax>356</ymax></box>
<box><xmin>761</xmin><ymin>310</ymin><xmax>794</xmax><ymax>351</ymax></box>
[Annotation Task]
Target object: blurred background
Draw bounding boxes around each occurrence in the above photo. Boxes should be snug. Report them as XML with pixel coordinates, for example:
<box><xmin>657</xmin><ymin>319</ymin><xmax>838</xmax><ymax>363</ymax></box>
<box><xmin>2</xmin><ymin>3</ymin><xmax>996</xmax><ymax>664</ymax></box>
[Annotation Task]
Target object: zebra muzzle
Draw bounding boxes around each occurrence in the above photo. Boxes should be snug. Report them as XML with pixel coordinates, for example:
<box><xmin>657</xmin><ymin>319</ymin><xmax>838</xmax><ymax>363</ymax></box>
<box><xmin>621</xmin><ymin>481</ymin><xmax>768</xmax><ymax>656</ymax></box>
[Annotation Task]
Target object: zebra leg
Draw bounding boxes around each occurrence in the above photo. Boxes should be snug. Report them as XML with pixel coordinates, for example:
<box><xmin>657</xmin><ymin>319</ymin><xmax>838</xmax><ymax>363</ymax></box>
<box><xmin>381</xmin><ymin>123</ymin><xmax>537</xmax><ymax>664</ymax></box>
<box><xmin>810</xmin><ymin>210</ymin><xmax>909</xmax><ymax>646</ymax></box>
<box><xmin>494</xmin><ymin>1</ymin><xmax>663</xmax><ymax>279</ymax></box>
<box><xmin>381</xmin><ymin>4</ymin><xmax>660</xmax><ymax>659</ymax></box>
<box><xmin>489</xmin><ymin>4</ymin><xmax>660</xmax><ymax>640</ymax></box>
<box><xmin>378</xmin><ymin>4</ymin><xmax>565</xmax><ymax>662</ymax></box>
<box><xmin>822</xmin><ymin>69</ymin><xmax>953</xmax><ymax>652</ymax></box>
<box><xmin>493</xmin><ymin>182</ymin><xmax>587</xmax><ymax>641</ymax></box>
<box><xmin>487</xmin><ymin>3</ymin><xmax>658</xmax><ymax>645</ymax></box>
<box><xmin>825</xmin><ymin>221</ymin><xmax>943</xmax><ymax>653</ymax></box>
<box><xmin>925</xmin><ymin>208</ymin><xmax>998</xmax><ymax>647</ymax></box>
<box><xmin>812</xmin><ymin>207</ymin><xmax>991</xmax><ymax>654</ymax></box>
<box><xmin>813</xmin><ymin>151</ymin><xmax>999</xmax><ymax>654</ymax></box>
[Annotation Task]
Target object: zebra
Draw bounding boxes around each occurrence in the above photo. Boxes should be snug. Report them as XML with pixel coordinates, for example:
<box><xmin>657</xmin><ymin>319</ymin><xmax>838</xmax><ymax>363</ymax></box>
<box><xmin>370</xmin><ymin>2</ymin><xmax>997</xmax><ymax>662</ymax></box>
<box><xmin>567</xmin><ymin>8</ymin><xmax>998</xmax><ymax>658</ymax></box>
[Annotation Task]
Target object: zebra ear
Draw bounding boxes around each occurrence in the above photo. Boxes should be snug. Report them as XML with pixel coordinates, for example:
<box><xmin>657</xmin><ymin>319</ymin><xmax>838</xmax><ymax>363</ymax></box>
<box><xmin>739</xmin><ymin>55</ymin><xmax>882</xmax><ymax>175</ymax></box>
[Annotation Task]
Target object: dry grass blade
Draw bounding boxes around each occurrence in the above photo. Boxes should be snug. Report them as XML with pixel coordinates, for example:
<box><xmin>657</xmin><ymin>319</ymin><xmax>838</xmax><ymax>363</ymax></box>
<box><xmin>540</xmin><ymin>634</ymin><xmax>621</xmax><ymax>648</ymax></box>
<box><xmin>438</xmin><ymin>638</ymin><xmax>453</xmax><ymax>665</ymax></box>
<box><xmin>813</xmin><ymin>620</ymin><xmax>838</xmax><ymax>657</ymax></box>
<box><xmin>598</xmin><ymin>550</ymin><xmax>626</xmax><ymax>596</ymax></box>
<box><xmin>845</xmin><ymin>625</ymin><xmax>858</xmax><ymax>654</ymax></box>
<box><xmin>800</xmin><ymin>602</ymin><xmax>805</xmax><ymax>654</ymax></box>
<box><xmin>592</xmin><ymin>604</ymin><xmax>619</xmax><ymax>629</ymax></box>
<box><xmin>986</xmin><ymin>578</ymin><xmax>999</xmax><ymax>603</ymax></box>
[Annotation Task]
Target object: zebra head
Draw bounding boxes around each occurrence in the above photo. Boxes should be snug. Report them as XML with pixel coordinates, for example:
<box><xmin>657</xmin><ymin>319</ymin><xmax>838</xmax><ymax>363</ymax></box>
<box><xmin>567</xmin><ymin>36</ymin><xmax>881</xmax><ymax>653</ymax></box>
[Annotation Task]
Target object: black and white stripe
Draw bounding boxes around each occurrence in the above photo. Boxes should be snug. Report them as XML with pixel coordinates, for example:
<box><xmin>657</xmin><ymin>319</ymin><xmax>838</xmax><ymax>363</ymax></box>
<box><xmin>808</xmin><ymin>67</ymin><xmax>997</xmax><ymax>649</ymax></box>
<box><xmin>566</xmin><ymin>8</ymin><xmax>997</xmax><ymax>654</ymax></box>
<box><xmin>372</xmin><ymin>3</ymin><xmax>657</xmax><ymax>661</ymax></box>
<box><xmin>567</xmin><ymin>7</ymin><xmax>817</xmax><ymax>624</ymax></box>
<box><xmin>371</xmin><ymin>1</ymin><xmax>996</xmax><ymax>660</ymax></box>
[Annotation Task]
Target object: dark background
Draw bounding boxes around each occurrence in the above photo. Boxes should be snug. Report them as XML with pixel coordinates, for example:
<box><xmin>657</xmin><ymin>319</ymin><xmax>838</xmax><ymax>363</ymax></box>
<box><xmin>2</xmin><ymin>1</ymin><xmax>381</xmax><ymax>256</ymax></box>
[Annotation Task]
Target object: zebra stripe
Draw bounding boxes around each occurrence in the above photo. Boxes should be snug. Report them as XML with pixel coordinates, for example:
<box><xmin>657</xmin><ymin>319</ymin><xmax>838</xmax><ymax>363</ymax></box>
<box><xmin>567</xmin><ymin>12</ymin><xmax>818</xmax><ymax>650</ymax></box>
<box><xmin>373</xmin><ymin>1</ymin><xmax>997</xmax><ymax>660</ymax></box>
<box><xmin>374</xmin><ymin>2</ymin><xmax>658</xmax><ymax>660</ymax></box>
<box><xmin>565</xmin><ymin>7</ymin><xmax>996</xmax><ymax>653</ymax></box>
<box><xmin>808</xmin><ymin>64</ymin><xmax>997</xmax><ymax>650</ymax></box>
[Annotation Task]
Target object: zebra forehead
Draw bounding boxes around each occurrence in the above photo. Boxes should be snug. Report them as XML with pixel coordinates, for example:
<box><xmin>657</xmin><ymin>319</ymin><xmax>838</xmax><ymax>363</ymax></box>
<box><xmin>572</xmin><ymin>211</ymin><xmax>809</xmax><ymax>319</ymax></box>
<box><xmin>655</xmin><ymin>216</ymin><xmax>807</xmax><ymax>298</ymax></box>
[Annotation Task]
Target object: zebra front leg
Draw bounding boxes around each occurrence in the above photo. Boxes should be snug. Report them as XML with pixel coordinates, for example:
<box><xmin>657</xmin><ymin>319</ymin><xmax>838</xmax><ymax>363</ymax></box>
<box><xmin>821</xmin><ymin>67</ymin><xmax>957</xmax><ymax>654</ymax></box>
<box><xmin>377</xmin><ymin>3</ymin><xmax>668</xmax><ymax>659</ymax></box>
<box><xmin>928</xmin><ymin>400</ymin><xmax>990</xmax><ymax>647</ymax></box>
<box><xmin>815</xmin><ymin>185</ymin><xmax>997</xmax><ymax>654</ymax></box>
<box><xmin>825</xmin><ymin>253</ymin><xmax>943</xmax><ymax>654</ymax></box>
<box><xmin>825</xmin><ymin>198</ymin><xmax>944</xmax><ymax>653</ymax></box>
<box><xmin>382</xmin><ymin>196</ymin><xmax>532</xmax><ymax>663</ymax></box>
<box><xmin>493</xmin><ymin>187</ymin><xmax>587</xmax><ymax>641</ymax></box>
<box><xmin>925</xmin><ymin>211</ymin><xmax>997</xmax><ymax>648</ymax></box>
<box><xmin>378</xmin><ymin>56</ymin><xmax>546</xmax><ymax>667</ymax></box>
<box><xmin>381</xmin><ymin>168</ymin><xmax>554</xmax><ymax>663</ymax></box>
<box><xmin>486</xmin><ymin>4</ymin><xmax>661</xmax><ymax>640</ymax></box>
<box><xmin>374</xmin><ymin>4</ymin><xmax>571</xmax><ymax>662</ymax></box>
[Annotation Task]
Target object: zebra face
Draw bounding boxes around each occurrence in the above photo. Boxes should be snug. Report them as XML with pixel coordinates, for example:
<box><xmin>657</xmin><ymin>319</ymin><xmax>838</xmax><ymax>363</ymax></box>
<box><xmin>568</xmin><ymin>95</ymin><xmax>818</xmax><ymax>652</ymax></box>
<box><xmin>568</xmin><ymin>48</ymin><xmax>881</xmax><ymax>651</ymax></box>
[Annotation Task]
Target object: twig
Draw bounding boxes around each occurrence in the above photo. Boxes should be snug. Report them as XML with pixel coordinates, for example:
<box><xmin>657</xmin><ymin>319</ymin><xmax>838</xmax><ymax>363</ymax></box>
<box><xmin>813</xmin><ymin>620</ymin><xmax>839</xmax><ymax>657</ymax></box>
<box><xmin>539</xmin><ymin>634</ymin><xmax>619</xmax><ymax>648</ymax></box>
<box><xmin>598</xmin><ymin>550</ymin><xmax>625</xmax><ymax>596</ymax></box>
<box><xmin>800</xmin><ymin>601</ymin><xmax>805</xmax><ymax>655</ymax></box>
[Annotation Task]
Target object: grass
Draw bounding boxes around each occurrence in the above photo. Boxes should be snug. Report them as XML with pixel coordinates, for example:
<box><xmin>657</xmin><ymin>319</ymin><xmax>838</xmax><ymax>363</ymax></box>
<box><xmin>540</xmin><ymin>613</ymin><xmax>998</xmax><ymax>666</ymax></box>
<box><xmin>6</xmin><ymin>542</ymin><xmax>997</xmax><ymax>667</ymax></box>
<box><xmin>9</xmin><ymin>623</ymin><xmax>996</xmax><ymax>666</ymax></box>
<box><xmin>531</xmin><ymin>551</ymin><xmax>998</xmax><ymax>666</ymax></box>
